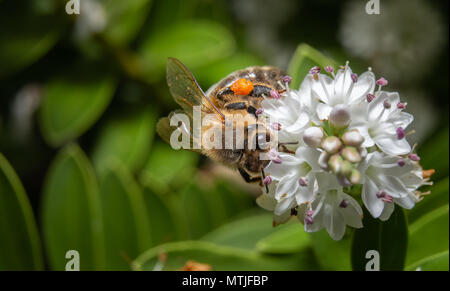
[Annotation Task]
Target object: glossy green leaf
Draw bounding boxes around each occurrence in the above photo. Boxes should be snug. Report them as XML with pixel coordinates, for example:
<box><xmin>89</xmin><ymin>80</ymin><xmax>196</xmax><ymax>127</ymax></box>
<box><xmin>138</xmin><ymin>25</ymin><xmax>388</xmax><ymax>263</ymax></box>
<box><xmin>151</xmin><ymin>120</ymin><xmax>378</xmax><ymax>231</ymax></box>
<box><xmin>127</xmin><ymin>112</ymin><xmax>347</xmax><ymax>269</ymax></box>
<box><xmin>102</xmin><ymin>0</ymin><xmax>153</xmax><ymax>46</ymax></box>
<box><xmin>99</xmin><ymin>161</ymin><xmax>152</xmax><ymax>270</ymax></box>
<box><xmin>418</xmin><ymin>128</ymin><xmax>449</xmax><ymax>181</ymax></box>
<box><xmin>142</xmin><ymin>187</ymin><xmax>179</xmax><ymax>245</ymax></box>
<box><xmin>92</xmin><ymin>107</ymin><xmax>157</xmax><ymax>176</ymax></box>
<box><xmin>406</xmin><ymin>250</ymin><xmax>449</xmax><ymax>271</ymax></box>
<box><xmin>406</xmin><ymin>204</ymin><xmax>449</xmax><ymax>268</ymax></box>
<box><xmin>0</xmin><ymin>153</ymin><xmax>44</xmax><ymax>270</ymax></box>
<box><xmin>138</xmin><ymin>20</ymin><xmax>235</xmax><ymax>82</ymax></box>
<box><xmin>41</xmin><ymin>144</ymin><xmax>104</xmax><ymax>270</ymax></box>
<box><xmin>0</xmin><ymin>3</ymin><xmax>63</xmax><ymax>77</ymax></box>
<box><xmin>288</xmin><ymin>43</ymin><xmax>337</xmax><ymax>88</ymax></box>
<box><xmin>139</xmin><ymin>142</ymin><xmax>198</xmax><ymax>194</ymax></box>
<box><xmin>408</xmin><ymin>177</ymin><xmax>449</xmax><ymax>223</ymax></box>
<box><xmin>39</xmin><ymin>65</ymin><xmax>116</xmax><ymax>147</ymax></box>
<box><xmin>132</xmin><ymin>241</ymin><xmax>319</xmax><ymax>271</ymax></box>
<box><xmin>311</xmin><ymin>229</ymin><xmax>352</xmax><ymax>271</ymax></box>
<box><xmin>351</xmin><ymin>207</ymin><xmax>408</xmax><ymax>271</ymax></box>
<box><xmin>201</xmin><ymin>214</ymin><xmax>276</xmax><ymax>250</ymax></box>
<box><xmin>256</xmin><ymin>223</ymin><xmax>311</xmax><ymax>254</ymax></box>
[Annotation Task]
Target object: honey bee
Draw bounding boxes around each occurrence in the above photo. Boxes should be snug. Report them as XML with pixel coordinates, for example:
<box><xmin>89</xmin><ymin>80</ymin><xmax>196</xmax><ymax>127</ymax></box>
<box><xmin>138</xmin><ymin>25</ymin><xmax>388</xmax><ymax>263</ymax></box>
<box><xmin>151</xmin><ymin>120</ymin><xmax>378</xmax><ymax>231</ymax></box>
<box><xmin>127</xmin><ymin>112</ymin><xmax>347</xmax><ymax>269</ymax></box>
<box><xmin>157</xmin><ymin>58</ymin><xmax>289</xmax><ymax>189</ymax></box>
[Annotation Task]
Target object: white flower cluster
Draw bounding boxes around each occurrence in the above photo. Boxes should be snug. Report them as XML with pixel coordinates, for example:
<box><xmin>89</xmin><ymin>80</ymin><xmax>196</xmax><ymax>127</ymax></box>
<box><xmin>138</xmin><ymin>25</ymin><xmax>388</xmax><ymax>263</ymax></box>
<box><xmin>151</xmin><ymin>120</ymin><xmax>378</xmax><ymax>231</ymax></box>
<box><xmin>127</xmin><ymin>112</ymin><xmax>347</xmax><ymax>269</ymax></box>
<box><xmin>257</xmin><ymin>63</ymin><xmax>433</xmax><ymax>240</ymax></box>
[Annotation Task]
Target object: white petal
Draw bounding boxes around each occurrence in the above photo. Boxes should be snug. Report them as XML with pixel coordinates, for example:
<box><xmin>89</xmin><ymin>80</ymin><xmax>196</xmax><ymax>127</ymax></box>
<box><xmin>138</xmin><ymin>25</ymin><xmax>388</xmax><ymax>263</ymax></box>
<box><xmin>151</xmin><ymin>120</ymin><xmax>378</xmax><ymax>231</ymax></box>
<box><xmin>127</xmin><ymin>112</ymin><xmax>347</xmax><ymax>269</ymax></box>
<box><xmin>334</xmin><ymin>66</ymin><xmax>353</xmax><ymax>104</ymax></box>
<box><xmin>316</xmin><ymin>103</ymin><xmax>333</xmax><ymax>120</ymax></box>
<box><xmin>275</xmin><ymin>173</ymin><xmax>300</xmax><ymax>199</ymax></box>
<box><xmin>379</xmin><ymin>202</ymin><xmax>395</xmax><ymax>221</ymax></box>
<box><xmin>274</xmin><ymin>196</ymin><xmax>295</xmax><ymax>215</ymax></box>
<box><xmin>376</xmin><ymin>136</ymin><xmax>411</xmax><ymax>156</ymax></box>
<box><xmin>362</xmin><ymin>177</ymin><xmax>384</xmax><ymax>218</ymax></box>
<box><xmin>324</xmin><ymin>203</ymin><xmax>346</xmax><ymax>240</ymax></box>
<box><xmin>377</xmin><ymin>175</ymin><xmax>410</xmax><ymax>198</ymax></box>
<box><xmin>395</xmin><ymin>193</ymin><xmax>417</xmax><ymax>209</ymax></box>
<box><xmin>340</xmin><ymin>193</ymin><xmax>363</xmax><ymax>228</ymax></box>
<box><xmin>311</xmin><ymin>74</ymin><xmax>334</xmax><ymax>103</ymax></box>
<box><xmin>348</xmin><ymin>71</ymin><xmax>375</xmax><ymax>104</ymax></box>
<box><xmin>256</xmin><ymin>194</ymin><xmax>276</xmax><ymax>211</ymax></box>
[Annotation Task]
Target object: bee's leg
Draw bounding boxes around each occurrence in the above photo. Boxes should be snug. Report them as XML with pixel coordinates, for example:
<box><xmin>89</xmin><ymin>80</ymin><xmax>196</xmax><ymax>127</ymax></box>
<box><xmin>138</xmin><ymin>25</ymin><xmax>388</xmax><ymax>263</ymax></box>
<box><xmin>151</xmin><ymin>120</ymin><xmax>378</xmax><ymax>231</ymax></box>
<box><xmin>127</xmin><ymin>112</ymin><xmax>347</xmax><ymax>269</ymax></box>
<box><xmin>278</xmin><ymin>144</ymin><xmax>296</xmax><ymax>154</ymax></box>
<box><xmin>238</xmin><ymin>167</ymin><xmax>261</xmax><ymax>184</ymax></box>
<box><xmin>224</xmin><ymin>102</ymin><xmax>248</xmax><ymax>110</ymax></box>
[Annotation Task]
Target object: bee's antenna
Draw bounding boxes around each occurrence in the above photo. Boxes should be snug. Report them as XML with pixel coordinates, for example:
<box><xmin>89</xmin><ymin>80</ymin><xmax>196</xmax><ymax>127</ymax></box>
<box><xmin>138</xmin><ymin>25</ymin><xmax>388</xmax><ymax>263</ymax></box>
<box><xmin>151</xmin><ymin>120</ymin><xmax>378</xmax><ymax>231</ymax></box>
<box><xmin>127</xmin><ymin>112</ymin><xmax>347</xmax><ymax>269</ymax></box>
<box><xmin>261</xmin><ymin>169</ymin><xmax>269</xmax><ymax>194</ymax></box>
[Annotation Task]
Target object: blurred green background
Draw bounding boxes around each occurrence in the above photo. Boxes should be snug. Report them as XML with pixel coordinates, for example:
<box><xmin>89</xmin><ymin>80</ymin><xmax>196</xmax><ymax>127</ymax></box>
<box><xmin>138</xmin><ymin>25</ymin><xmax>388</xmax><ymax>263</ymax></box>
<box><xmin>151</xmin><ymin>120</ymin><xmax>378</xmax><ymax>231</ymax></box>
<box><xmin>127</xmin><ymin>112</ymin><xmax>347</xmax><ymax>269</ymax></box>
<box><xmin>0</xmin><ymin>0</ymin><xmax>448</xmax><ymax>271</ymax></box>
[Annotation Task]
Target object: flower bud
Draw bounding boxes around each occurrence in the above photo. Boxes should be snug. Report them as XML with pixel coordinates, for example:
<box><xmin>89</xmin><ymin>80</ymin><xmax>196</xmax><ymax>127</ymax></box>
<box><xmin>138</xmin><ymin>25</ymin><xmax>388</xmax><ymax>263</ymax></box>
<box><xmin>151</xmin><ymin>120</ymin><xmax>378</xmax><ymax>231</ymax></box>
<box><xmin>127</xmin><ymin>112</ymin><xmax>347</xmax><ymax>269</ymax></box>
<box><xmin>329</xmin><ymin>154</ymin><xmax>344</xmax><ymax>174</ymax></box>
<box><xmin>350</xmin><ymin>169</ymin><xmax>361</xmax><ymax>184</ymax></box>
<box><xmin>321</xmin><ymin>136</ymin><xmax>342</xmax><ymax>154</ymax></box>
<box><xmin>303</xmin><ymin>127</ymin><xmax>323</xmax><ymax>148</ymax></box>
<box><xmin>341</xmin><ymin>160</ymin><xmax>353</xmax><ymax>177</ymax></box>
<box><xmin>318</xmin><ymin>151</ymin><xmax>330</xmax><ymax>170</ymax></box>
<box><xmin>342</xmin><ymin>147</ymin><xmax>362</xmax><ymax>163</ymax></box>
<box><xmin>329</xmin><ymin>104</ymin><xmax>351</xmax><ymax>128</ymax></box>
<box><xmin>342</xmin><ymin>130</ymin><xmax>364</xmax><ymax>147</ymax></box>
<box><xmin>359</xmin><ymin>147</ymin><xmax>368</xmax><ymax>159</ymax></box>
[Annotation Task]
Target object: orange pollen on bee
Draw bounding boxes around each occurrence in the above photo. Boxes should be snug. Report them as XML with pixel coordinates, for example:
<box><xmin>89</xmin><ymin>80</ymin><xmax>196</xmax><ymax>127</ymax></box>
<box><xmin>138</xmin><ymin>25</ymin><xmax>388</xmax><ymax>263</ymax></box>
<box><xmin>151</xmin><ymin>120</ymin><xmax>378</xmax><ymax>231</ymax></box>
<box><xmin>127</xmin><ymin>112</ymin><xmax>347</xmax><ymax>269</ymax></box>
<box><xmin>230</xmin><ymin>78</ymin><xmax>254</xmax><ymax>95</ymax></box>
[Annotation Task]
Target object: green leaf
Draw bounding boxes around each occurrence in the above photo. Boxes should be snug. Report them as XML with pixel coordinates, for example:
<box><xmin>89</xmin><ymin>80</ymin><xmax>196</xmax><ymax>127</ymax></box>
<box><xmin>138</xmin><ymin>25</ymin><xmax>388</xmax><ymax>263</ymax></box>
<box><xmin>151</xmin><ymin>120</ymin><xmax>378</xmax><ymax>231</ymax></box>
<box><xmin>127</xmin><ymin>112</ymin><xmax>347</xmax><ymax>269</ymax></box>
<box><xmin>99</xmin><ymin>161</ymin><xmax>152</xmax><ymax>270</ymax></box>
<box><xmin>139</xmin><ymin>142</ymin><xmax>198</xmax><ymax>194</ymax></box>
<box><xmin>408</xmin><ymin>177</ymin><xmax>449</xmax><ymax>223</ymax></box>
<box><xmin>351</xmin><ymin>207</ymin><xmax>408</xmax><ymax>271</ymax></box>
<box><xmin>142</xmin><ymin>187</ymin><xmax>180</xmax><ymax>245</ymax></box>
<box><xmin>406</xmin><ymin>250</ymin><xmax>449</xmax><ymax>271</ymax></box>
<box><xmin>311</xmin><ymin>229</ymin><xmax>352</xmax><ymax>271</ymax></box>
<box><xmin>138</xmin><ymin>20</ymin><xmax>235</xmax><ymax>82</ymax></box>
<box><xmin>41</xmin><ymin>144</ymin><xmax>104</xmax><ymax>270</ymax></box>
<box><xmin>201</xmin><ymin>214</ymin><xmax>276</xmax><ymax>250</ymax></box>
<box><xmin>256</xmin><ymin>223</ymin><xmax>311</xmax><ymax>254</ymax></box>
<box><xmin>92</xmin><ymin>107</ymin><xmax>157</xmax><ymax>176</ymax></box>
<box><xmin>39</xmin><ymin>64</ymin><xmax>116</xmax><ymax>147</ymax></box>
<box><xmin>406</xmin><ymin>204</ymin><xmax>449</xmax><ymax>268</ymax></box>
<box><xmin>288</xmin><ymin>43</ymin><xmax>337</xmax><ymax>88</ymax></box>
<box><xmin>419</xmin><ymin>128</ymin><xmax>449</xmax><ymax>181</ymax></box>
<box><xmin>0</xmin><ymin>153</ymin><xmax>44</xmax><ymax>270</ymax></box>
<box><xmin>0</xmin><ymin>4</ymin><xmax>63</xmax><ymax>77</ymax></box>
<box><xmin>132</xmin><ymin>241</ymin><xmax>319</xmax><ymax>271</ymax></box>
<box><xmin>102</xmin><ymin>0</ymin><xmax>153</xmax><ymax>46</ymax></box>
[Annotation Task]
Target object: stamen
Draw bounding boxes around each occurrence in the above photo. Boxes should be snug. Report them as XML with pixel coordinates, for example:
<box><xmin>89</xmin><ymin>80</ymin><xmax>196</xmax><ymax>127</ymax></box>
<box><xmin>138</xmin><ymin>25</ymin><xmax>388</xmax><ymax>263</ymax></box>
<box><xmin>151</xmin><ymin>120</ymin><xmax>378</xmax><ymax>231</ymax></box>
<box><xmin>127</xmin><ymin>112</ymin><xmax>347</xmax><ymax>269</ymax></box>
<box><xmin>408</xmin><ymin>153</ymin><xmax>420</xmax><ymax>161</ymax></box>
<box><xmin>305</xmin><ymin>210</ymin><xmax>314</xmax><ymax>225</ymax></box>
<box><xmin>263</xmin><ymin>175</ymin><xmax>272</xmax><ymax>186</ymax></box>
<box><xmin>309</xmin><ymin>66</ymin><xmax>321</xmax><ymax>75</ymax></box>
<box><xmin>324</xmin><ymin>65</ymin><xmax>334</xmax><ymax>73</ymax></box>
<box><xmin>270</xmin><ymin>89</ymin><xmax>280</xmax><ymax>99</ymax></box>
<box><xmin>382</xmin><ymin>195</ymin><xmax>394</xmax><ymax>203</ymax></box>
<box><xmin>376</xmin><ymin>77</ymin><xmax>388</xmax><ymax>93</ymax></box>
<box><xmin>397</xmin><ymin>102</ymin><xmax>407</xmax><ymax>109</ymax></box>
<box><xmin>376</xmin><ymin>77</ymin><xmax>388</xmax><ymax>86</ymax></box>
<box><xmin>366</xmin><ymin>93</ymin><xmax>375</xmax><ymax>102</ymax></box>
<box><xmin>376</xmin><ymin>191</ymin><xmax>386</xmax><ymax>198</ymax></box>
<box><xmin>351</xmin><ymin>73</ymin><xmax>358</xmax><ymax>82</ymax></box>
<box><xmin>422</xmin><ymin>169</ymin><xmax>435</xmax><ymax>179</ymax></box>
<box><xmin>383</xmin><ymin>99</ymin><xmax>391</xmax><ymax>109</ymax></box>
<box><xmin>255</xmin><ymin>108</ymin><xmax>264</xmax><ymax>115</ymax></box>
<box><xmin>397</xmin><ymin>159</ymin><xmax>406</xmax><ymax>167</ymax></box>
<box><xmin>281</xmin><ymin>75</ymin><xmax>292</xmax><ymax>84</ymax></box>
<box><xmin>339</xmin><ymin>199</ymin><xmax>348</xmax><ymax>208</ymax></box>
<box><xmin>396</xmin><ymin>127</ymin><xmax>405</xmax><ymax>139</ymax></box>
<box><xmin>271</xmin><ymin>122</ymin><xmax>281</xmax><ymax>131</ymax></box>
<box><xmin>406</xmin><ymin>129</ymin><xmax>416</xmax><ymax>137</ymax></box>
<box><xmin>298</xmin><ymin>177</ymin><xmax>308</xmax><ymax>187</ymax></box>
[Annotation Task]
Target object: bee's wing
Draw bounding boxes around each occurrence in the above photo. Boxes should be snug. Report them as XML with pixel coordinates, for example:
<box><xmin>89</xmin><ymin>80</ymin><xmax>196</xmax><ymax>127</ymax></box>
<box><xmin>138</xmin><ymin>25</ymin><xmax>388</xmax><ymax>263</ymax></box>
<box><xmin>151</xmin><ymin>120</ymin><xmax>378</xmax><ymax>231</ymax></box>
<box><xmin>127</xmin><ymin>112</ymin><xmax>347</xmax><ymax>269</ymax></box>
<box><xmin>156</xmin><ymin>111</ymin><xmax>201</xmax><ymax>153</ymax></box>
<box><xmin>167</xmin><ymin>57</ymin><xmax>223</xmax><ymax>118</ymax></box>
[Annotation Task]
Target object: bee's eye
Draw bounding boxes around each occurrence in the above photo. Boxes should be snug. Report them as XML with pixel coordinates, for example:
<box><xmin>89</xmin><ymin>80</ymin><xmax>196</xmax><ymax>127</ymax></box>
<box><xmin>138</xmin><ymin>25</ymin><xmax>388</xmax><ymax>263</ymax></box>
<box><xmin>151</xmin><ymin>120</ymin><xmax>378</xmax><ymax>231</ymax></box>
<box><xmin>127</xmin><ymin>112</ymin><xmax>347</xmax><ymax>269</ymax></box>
<box><xmin>230</xmin><ymin>78</ymin><xmax>254</xmax><ymax>95</ymax></box>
